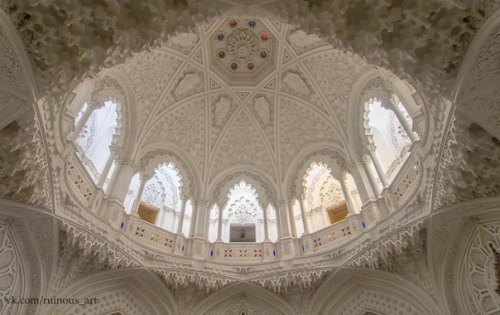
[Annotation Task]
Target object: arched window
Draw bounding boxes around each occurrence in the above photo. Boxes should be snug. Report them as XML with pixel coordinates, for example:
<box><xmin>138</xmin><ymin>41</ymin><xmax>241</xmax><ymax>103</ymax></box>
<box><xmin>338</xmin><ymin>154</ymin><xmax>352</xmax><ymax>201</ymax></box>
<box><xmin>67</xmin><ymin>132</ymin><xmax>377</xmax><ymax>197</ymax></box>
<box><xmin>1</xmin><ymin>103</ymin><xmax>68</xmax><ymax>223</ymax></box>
<box><xmin>75</xmin><ymin>101</ymin><xmax>118</xmax><ymax>183</ymax></box>
<box><xmin>221</xmin><ymin>181</ymin><xmax>265</xmax><ymax>243</ymax></box>
<box><xmin>301</xmin><ymin>162</ymin><xmax>355</xmax><ymax>233</ymax></box>
<box><xmin>365</xmin><ymin>96</ymin><xmax>415</xmax><ymax>182</ymax></box>
<box><xmin>125</xmin><ymin>162</ymin><xmax>184</xmax><ymax>233</ymax></box>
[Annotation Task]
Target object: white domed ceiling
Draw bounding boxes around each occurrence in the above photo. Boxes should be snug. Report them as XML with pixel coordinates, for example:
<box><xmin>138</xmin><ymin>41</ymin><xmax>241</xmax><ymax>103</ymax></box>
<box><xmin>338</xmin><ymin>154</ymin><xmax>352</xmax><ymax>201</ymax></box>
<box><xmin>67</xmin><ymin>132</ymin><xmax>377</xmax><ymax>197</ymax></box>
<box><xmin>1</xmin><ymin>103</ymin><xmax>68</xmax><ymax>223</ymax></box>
<box><xmin>113</xmin><ymin>16</ymin><xmax>369</xmax><ymax>185</ymax></box>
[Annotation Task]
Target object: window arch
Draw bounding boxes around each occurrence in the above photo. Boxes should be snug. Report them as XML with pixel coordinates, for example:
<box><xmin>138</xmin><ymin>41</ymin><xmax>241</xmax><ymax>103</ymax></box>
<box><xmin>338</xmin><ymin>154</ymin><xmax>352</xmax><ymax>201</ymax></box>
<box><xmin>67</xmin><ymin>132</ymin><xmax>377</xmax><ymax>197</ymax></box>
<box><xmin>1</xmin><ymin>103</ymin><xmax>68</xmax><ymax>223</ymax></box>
<box><xmin>220</xmin><ymin>181</ymin><xmax>266</xmax><ymax>243</ymax></box>
<box><xmin>299</xmin><ymin>162</ymin><xmax>356</xmax><ymax>233</ymax></box>
<box><xmin>365</xmin><ymin>96</ymin><xmax>413</xmax><ymax>182</ymax></box>
<box><xmin>75</xmin><ymin>100</ymin><xmax>118</xmax><ymax>183</ymax></box>
<box><xmin>124</xmin><ymin>162</ymin><xmax>188</xmax><ymax>233</ymax></box>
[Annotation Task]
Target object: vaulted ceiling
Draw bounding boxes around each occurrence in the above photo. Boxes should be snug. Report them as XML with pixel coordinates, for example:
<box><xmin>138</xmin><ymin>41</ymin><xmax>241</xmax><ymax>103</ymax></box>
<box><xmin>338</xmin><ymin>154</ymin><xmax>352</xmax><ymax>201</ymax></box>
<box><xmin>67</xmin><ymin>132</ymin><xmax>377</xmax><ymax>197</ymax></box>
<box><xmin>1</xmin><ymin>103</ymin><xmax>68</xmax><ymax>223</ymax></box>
<box><xmin>111</xmin><ymin>17</ymin><xmax>368</xmax><ymax>185</ymax></box>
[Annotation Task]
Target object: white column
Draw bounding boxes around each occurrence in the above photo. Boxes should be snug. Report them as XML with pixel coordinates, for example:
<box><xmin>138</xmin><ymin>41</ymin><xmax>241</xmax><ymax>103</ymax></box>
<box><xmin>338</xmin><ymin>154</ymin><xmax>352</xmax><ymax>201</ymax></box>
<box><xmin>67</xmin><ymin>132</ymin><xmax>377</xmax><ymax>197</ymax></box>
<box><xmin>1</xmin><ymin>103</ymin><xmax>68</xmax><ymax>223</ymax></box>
<box><xmin>131</xmin><ymin>176</ymin><xmax>147</xmax><ymax>216</ymax></box>
<box><xmin>391</xmin><ymin>103</ymin><xmax>417</xmax><ymax>142</ymax></box>
<box><xmin>158</xmin><ymin>207</ymin><xmax>167</xmax><ymax>227</ymax></box>
<box><xmin>73</xmin><ymin>103</ymin><xmax>95</xmax><ymax>140</ymax></box>
<box><xmin>340</xmin><ymin>172</ymin><xmax>356</xmax><ymax>214</ymax></box>
<box><xmin>189</xmin><ymin>200</ymin><xmax>199</xmax><ymax>238</ymax></box>
<box><xmin>169</xmin><ymin>210</ymin><xmax>177</xmax><ymax>232</ymax></box>
<box><xmin>262</xmin><ymin>205</ymin><xmax>269</xmax><ymax>241</ymax></box>
<box><xmin>108</xmin><ymin>162</ymin><xmax>135</xmax><ymax>202</ymax></box>
<box><xmin>298</xmin><ymin>198</ymin><xmax>309</xmax><ymax>234</ymax></box>
<box><xmin>97</xmin><ymin>152</ymin><xmax>115</xmax><ymax>188</ymax></box>
<box><xmin>321</xmin><ymin>206</ymin><xmax>330</xmax><ymax>228</ymax></box>
<box><xmin>217</xmin><ymin>206</ymin><xmax>224</xmax><ymax>241</ymax></box>
<box><xmin>368</xmin><ymin>150</ymin><xmax>389</xmax><ymax>188</ymax></box>
<box><xmin>277</xmin><ymin>200</ymin><xmax>292</xmax><ymax>238</ymax></box>
<box><xmin>288</xmin><ymin>201</ymin><xmax>297</xmax><ymax>237</ymax></box>
<box><xmin>193</xmin><ymin>200</ymin><xmax>209</xmax><ymax>239</ymax></box>
<box><xmin>176</xmin><ymin>198</ymin><xmax>187</xmax><ymax>234</ymax></box>
<box><xmin>362</xmin><ymin>155</ymin><xmax>380</xmax><ymax>196</ymax></box>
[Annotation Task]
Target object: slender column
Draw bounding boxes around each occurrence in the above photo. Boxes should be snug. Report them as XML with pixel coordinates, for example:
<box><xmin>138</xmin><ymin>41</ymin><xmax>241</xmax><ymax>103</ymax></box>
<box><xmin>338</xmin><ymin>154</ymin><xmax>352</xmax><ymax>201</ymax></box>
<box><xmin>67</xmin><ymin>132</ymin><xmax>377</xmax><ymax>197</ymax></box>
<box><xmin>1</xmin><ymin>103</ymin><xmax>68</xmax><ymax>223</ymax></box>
<box><xmin>169</xmin><ymin>210</ymin><xmax>176</xmax><ymax>231</ymax></box>
<box><xmin>298</xmin><ymin>198</ymin><xmax>309</xmax><ymax>234</ymax></box>
<box><xmin>369</xmin><ymin>150</ymin><xmax>389</xmax><ymax>188</ymax></box>
<box><xmin>277</xmin><ymin>200</ymin><xmax>292</xmax><ymax>238</ymax></box>
<box><xmin>131</xmin><ymin>176</ymin><xmax>147</xmax><ymax>216</ymax></box>
<box><xmin>262</xmin><ymin>204</ymin><xmax>269</xmax><ymax>241</ymax></box>
<box><xmin>73</xmin><ymin>103</ymin><xmax>95</xmax><ymax>139</ymax></box>
<box><xmin>189</xmin><ymin>200</ymin><xmax>199</xmax><ymax>238</ymax></box>
<box><xmin>176</xmin><ymin>198</ymin><xmax>187</xmax><ymax>234</ymax></box>
<box><xmin>108</xmin><ymin>161</ymin><xmax>135</xmax><ymax>202</ymax></box>
<box><xmin>158</xmin><ymin>207</ymin><xmax>167</xmax><ymax>227</ymax></box>
<box><xmin>288</xmin><ymin>201</ymin><xmax>298</xmax><ymax>237</ymax></box>
<box><xmin>97</xmin><ymin>153</ymin><xmax>115</xmax><ymax>188</ymax></box>
<box><xmin>193</xmin><ymin>200</ymin><xmax>209</xmax><ymax>238</ymax></box>
<box><xmin>217</xmin><ymin>206</ymin><xmax>224</xmax><ymax>241</ymax></box>
<box><xmin>362</xmin><ymin>155</ymin><xmax>380</xmax><ymax>196</ymax></box>
<box><xmin>340</xmin><ymin>172</ymin><xmax>356</xmax><ymax>214</ymax></box>
<box><xmin>321</xmin><ymin>206</ymin><xmax>330</xmax><ymax>228</ymax></box>
<box><xmin>391</xmin><ymin>104</ymin><xmax>417</xmax><ymax>142</ymax></box>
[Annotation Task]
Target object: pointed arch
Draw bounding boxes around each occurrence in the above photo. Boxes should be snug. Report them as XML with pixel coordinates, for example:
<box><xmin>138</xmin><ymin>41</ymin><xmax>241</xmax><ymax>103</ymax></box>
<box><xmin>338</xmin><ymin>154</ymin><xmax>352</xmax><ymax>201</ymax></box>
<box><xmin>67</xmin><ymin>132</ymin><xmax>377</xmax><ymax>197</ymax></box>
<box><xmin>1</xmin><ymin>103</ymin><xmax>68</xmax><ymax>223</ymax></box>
<box><xmin>209</xmin><ymin>167</ymin><xmax>277</xmax><ymax>211</ymax></box>
<box><xmin>191</xmin><ymin>282</ymin><xmax>295</xmax><ymax>315</ymax></box>
<box><xmin>136</xmin><ymin>143</ymin><xmax>201</xmax><ymax>199</ymax></box>
<box><xmin>310</xmin><ymin>268</ymin><xmax>440</xmax><ymax>315</ymax></box>
<box><xmin>285</xmin><ymin>143</ymin><xmax>351</xmax><ymax>200</ymax></box>
<box><xmin>48</xmin><ymin>269</ymin><xmax>179</xmax><ymax>315</ymax></box>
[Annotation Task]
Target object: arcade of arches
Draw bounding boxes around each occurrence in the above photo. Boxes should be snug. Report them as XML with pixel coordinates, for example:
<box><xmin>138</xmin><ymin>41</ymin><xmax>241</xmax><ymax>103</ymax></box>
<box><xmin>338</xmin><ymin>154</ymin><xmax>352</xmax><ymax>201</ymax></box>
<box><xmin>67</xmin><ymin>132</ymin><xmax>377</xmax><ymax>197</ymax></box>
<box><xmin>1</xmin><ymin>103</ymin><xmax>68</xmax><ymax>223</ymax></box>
<box><xmin>0</xmin><ymin>1</ymin><xmax>499</xmax><ymax>314</ymax></box>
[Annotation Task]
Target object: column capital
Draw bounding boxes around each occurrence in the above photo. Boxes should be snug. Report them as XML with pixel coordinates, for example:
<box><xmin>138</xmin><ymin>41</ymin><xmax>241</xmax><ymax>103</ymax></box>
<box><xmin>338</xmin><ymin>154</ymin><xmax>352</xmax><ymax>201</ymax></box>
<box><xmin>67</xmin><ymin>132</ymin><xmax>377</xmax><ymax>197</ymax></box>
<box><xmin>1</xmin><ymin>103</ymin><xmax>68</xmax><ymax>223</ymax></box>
<box><xmin>276</xmin><ymin>199</ymin><xmax>288</xmax><ymax>207</ymax></box>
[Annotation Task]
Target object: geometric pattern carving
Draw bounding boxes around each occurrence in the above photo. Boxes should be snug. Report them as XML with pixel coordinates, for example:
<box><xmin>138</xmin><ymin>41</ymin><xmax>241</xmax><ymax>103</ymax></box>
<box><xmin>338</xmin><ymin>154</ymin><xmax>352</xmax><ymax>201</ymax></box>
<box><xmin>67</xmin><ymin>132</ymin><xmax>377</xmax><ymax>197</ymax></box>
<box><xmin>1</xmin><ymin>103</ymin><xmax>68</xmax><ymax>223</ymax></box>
<box><xmin>302</xmin><ymin>50</ymin><xmax>365</xmax><ymax>128</ymax></box>
<box><xmin>209</xmin><ymin>18</ymin><xmax>277</xmax><ymax>86</ymax></box>
<box><xmin>211</xmin><ymin>95</ymin><xmax>238</xmax><ymax>148</ymax></box>
<box><xmin>211</xmin><ymin>110</ymin><xmax>274</xmax><ymax>179</ymax></box>
<box><xmin>0</xmin><ymin>224</ymin><xmax>22</xmax><ymax>315</ymax></box>
<box><xmin>120</xmin><ymin>50</ymin><xmax>183</xmax><ymax>127</ymax></box>
<box><xmin>281</xmin><ymin>65</ymin><xmax>329</xmax><ymax>115</ymax></box>
<box><xmin>279</xmin><ymin>98</ymin><xmax>337</xmax><ymax>176</ymax></box>
<box><xmin>248</xmin><ymin>95</ymin><xmax>275</xmax><ymax>148</ymax></box>
<box><xmin>147</xmin><ymin>98</ymin><xmax>206</xmax><ymax>171</ymax></box>
<box><xmin>172</xmin><ymin>71</ymin><xmax>204</xmax><ymax>101</ymax></box>
<box><xmin>336</xmin><ymin>288</ymin><xmax>424</xmax><ymax>315</ymax></box>
<box><xmin>463</xmin><ymin>222</ymin><xmax>500</xmax><ymax>314</ymax></box>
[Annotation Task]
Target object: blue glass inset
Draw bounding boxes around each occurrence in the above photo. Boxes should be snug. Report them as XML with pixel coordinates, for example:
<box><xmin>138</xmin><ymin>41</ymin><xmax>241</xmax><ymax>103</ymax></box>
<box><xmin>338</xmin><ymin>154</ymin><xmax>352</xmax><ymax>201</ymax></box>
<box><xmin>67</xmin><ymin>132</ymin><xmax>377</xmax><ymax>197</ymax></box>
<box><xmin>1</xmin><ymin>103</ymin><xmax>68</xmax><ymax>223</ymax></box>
<box><xmin>120</xmin><ymin>222</ymin><xmax>124</xmax><ymax>229</ymax></box>
<box><xmin>210</xmin><ymin>249</ymin><xmax>214</xmax><ymax>257</ymax></box>
<box><xmin>272</xmin><ymin>250</ymin><xmax>276</xmax><ymax>257</ymax></box>
<box><xmin>362</xmin><ymin>221</ymin><xmax>366</xmax><ymax>229</ymax></box>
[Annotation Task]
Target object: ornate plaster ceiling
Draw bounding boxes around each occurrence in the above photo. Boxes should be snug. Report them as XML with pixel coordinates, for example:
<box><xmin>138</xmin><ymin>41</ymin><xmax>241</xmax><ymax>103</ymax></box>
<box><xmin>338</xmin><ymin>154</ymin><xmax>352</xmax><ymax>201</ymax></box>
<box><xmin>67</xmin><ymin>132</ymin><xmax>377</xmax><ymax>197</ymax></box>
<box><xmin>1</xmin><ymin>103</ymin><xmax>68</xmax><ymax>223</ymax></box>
<box><xmin>111</xmin><ymin>17</ymin><xmax>368</xmax><ymax>185</ymax></box>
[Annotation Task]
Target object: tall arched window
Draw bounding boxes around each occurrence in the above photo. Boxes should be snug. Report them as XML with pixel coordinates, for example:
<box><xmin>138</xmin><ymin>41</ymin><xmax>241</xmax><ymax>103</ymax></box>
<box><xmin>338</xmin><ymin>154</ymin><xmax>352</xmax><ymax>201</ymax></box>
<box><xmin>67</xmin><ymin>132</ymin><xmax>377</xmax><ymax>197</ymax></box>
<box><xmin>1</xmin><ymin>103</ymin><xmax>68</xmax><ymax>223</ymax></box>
<box><xmin>366</xmin><ymin>96</ymin><xmax>415</xmax><ymax>182</ymax></box>
<box><xmin>300</xmin><ymin>162</ymin><xmax>356</xmax><ymax>233</ymax></box>
<box><xmin>75</xmin><ymin>101</ymin><xmax>118</xmax><ymax>183</ymax></box>
<box><xmin>221</xmin><ymin>181</ymin><xmax>265</xmax><ymax>243</ymax></box>
<box><xmin>125</xmin><ymin>162</ymin><xmax>184</xmax><ymax>233</ymax></box>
